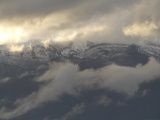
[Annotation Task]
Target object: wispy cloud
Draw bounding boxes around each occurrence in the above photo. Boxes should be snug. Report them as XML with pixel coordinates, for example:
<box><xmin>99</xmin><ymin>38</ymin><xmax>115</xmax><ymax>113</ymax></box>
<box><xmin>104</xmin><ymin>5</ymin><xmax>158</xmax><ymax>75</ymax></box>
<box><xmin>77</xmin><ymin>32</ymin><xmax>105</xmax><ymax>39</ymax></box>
<box><xmin>53</xmin><ymin>103</ymin><xmax>85</xmax><ymax>120</ymax></box>
<box><xmin>0</xmin><ymin>77</ymin><xmax>10</xmax><ymax>83</ymax></box>
<box><xmin>96</xmin><ymin>96</ymin><xmax>112</xmax><ymax>107</ymax></box>
<box><xmin>17</xmin><ymin>72</ymin><xmax>29</xmax><ymax>79</ymax></box>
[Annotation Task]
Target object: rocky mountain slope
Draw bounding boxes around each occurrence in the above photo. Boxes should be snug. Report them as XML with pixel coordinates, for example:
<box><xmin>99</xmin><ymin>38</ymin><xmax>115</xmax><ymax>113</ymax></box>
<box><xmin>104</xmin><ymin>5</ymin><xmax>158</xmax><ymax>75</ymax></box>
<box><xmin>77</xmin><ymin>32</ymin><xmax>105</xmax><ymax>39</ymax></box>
<box><xmin>0</xmin><ymin>42</ymin><xmax>160</xmax><ymax>120</ymax></box>
<box><xmin>0</xmin><ymin>42</ymin><xmax>160</xmax><ymax>73</ymax></box>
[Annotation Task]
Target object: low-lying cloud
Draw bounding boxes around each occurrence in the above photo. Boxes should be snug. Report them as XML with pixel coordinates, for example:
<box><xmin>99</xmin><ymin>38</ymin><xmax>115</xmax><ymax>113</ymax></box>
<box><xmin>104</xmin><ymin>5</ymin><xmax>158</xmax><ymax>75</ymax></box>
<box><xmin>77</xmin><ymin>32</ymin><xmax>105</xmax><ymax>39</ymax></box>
<box><xmin>0</xmin><ymin>58</ymin><xmax>160</xmax><ymax>119</ymax></box>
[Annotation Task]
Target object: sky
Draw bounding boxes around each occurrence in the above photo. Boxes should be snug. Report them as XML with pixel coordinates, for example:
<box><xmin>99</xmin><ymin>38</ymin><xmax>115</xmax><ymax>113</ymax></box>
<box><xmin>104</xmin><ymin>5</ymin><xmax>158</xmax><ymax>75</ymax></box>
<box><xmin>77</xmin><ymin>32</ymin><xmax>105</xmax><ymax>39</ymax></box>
<box><xmin>0</xmin><ymin>1</ymin><xmax>160</xmax><ymax>120</ymax></box>
<box><xmin>0</xmin><ymin>0</ymin><xmax>160</xmax><ymax>45</ymax></box>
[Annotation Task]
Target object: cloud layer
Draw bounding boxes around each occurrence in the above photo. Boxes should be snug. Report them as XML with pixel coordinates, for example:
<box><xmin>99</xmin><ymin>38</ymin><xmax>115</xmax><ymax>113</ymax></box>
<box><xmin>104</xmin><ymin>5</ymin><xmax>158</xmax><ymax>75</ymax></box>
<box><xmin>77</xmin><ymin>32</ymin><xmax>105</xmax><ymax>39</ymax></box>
<box><xmin>0</xmin><ymin>58</ymin><xmax>160</xmax><ymax>119</ymax></box>
<box><xmin>0</xmin><ymin>0</ymin><xmax>160</xmax><ymax>45</ymax></box>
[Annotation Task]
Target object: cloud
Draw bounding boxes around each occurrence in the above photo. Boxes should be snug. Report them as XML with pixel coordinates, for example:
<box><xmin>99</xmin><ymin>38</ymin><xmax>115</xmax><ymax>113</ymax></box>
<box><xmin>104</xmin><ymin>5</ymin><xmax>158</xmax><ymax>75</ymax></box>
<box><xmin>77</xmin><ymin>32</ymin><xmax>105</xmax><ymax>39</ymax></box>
<box><xmin>0</xmin><ymin>0</ymin><xmax>139</xmax><ymax>21</ymax></box>
<box><xmin>0</xmin><ymin>77</ymin><xmax>10</xmax><ymax>83</ymax></box>
<box><xmin>132</xmin><ymin>0</ymin><xmax>160</xmax><ymax>23</ymax></box>
<box><xmin>96</xmin><ymin>96</ymin><xmax>112</xmax><ymax>107</ymax></box>
<box><xmin>0</xmin><ymin>26</ymin><xmax>28</xmax><ymax>44</ymax></box>
<box><xmin>0</xmin><ymin>58</ymin><xmax>160</xmax><ymax>119</ymax></box>
<box><xmin>43</xmin><ymin>103</ymin><xmax>85</xmax><ymax>120</ymax></box>
<box><xmin>53</xmin><ymin>103</ymin><xmax>85</xmax><ymax>120</ymax></box>
<box><xmin>123</xmin><ymin>22</ymin><xmax>159</xmax><ymax>37</ymax></box>
<box><xmin>8</xmin><ymin>45</ymin><xmax>24</xmax><ymax>52</ymax></box>
<box><xmin>142</xmin><ymin>89</ymin><xmax>149</xmax><ymax>97</ymax></box>
<box><xmin>18</xmin><ymin>72</ymin><xmax>29</xmax><ymax>79</ymax></box>
<box><xmin>1</xmin><ymin>0</ymin><xmax>160</xmax><ymax>45</ymax></box>
<box><xmin>122</xmin><ymin>0</ymin><xmax>160</xmax><ymax>41</ymax></box>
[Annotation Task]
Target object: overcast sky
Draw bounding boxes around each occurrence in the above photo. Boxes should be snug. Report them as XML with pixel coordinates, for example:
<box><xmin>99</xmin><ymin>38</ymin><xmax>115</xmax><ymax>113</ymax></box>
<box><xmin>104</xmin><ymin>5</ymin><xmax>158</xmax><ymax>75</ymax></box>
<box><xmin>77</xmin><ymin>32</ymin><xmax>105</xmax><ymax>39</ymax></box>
<box><xmin>0</xmin><ymin>1</ymin><xmax>160</xmax><ymax>119</ymax></box>
<box><xmin>0</xmin><ymin>0</ymin><xmax>160</xmax><ymax>45</ymax></box>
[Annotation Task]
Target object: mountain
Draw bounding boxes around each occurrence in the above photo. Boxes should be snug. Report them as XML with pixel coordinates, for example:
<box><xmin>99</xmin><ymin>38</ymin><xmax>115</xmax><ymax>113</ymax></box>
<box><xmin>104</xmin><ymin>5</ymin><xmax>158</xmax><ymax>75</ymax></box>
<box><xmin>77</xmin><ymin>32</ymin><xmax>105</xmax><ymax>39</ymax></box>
<box><xmin>0</xmin><ymin>42</ymin><xmax>160</xmax><ymax>71</ymax></box>
<box><xmin>0</xmin><ymin>42</ymin><xmax>160</xmax><ymax>120</ymax></box>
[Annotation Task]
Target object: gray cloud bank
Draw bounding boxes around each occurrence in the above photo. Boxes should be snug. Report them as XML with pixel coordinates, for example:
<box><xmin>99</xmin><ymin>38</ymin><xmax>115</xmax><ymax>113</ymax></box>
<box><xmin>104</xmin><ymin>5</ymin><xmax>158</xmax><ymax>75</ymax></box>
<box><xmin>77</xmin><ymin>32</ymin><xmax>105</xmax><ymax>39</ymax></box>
<box><xmin>0</xmin><ymin>58</ymin><xmax>160</xmax><ymax>119</ymax></box>
<box><xmin>0</xmin><ymin>0</ymin><xmax>139</xmax><ymax>20</ymax></box>
<box><xmin>0</xmin><ymin>0</ymin><xmax>160</xmax><ymax>45</ymax></box>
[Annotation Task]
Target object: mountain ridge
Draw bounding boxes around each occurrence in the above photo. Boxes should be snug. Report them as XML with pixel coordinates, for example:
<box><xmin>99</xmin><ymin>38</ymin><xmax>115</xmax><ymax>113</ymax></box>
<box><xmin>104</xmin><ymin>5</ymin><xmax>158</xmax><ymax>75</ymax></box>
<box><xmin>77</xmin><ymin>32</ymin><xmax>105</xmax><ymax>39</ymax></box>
<box><xmin>0</xmin><ymin>42</ymin><xmax>160</xmax><ymax>71</ymax></box>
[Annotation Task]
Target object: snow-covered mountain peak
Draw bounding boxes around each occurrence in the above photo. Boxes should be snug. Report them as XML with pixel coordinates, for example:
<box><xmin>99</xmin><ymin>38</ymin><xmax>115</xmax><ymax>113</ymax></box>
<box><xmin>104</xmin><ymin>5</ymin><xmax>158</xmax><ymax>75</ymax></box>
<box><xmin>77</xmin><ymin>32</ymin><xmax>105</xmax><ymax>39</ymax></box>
<box><xmin>0</xmin><ymin>42</ymin><xmax>160</xmax><ymax>69</ymax></box>
<box><xmin>71</xmin><ymin>41</ymin><xmax>94</xmax><ymax>52</ymax></box>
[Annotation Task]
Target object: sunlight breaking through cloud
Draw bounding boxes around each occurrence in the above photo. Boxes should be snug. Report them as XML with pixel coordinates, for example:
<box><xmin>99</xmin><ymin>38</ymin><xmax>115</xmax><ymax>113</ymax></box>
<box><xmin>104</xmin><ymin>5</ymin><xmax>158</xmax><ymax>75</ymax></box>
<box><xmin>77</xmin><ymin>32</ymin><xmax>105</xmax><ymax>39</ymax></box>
<box><xmin>123</xmin><ymin>21</ymin><xmax>159</xmax><ymax>37</ymax></box>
